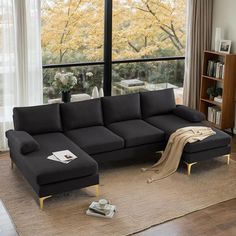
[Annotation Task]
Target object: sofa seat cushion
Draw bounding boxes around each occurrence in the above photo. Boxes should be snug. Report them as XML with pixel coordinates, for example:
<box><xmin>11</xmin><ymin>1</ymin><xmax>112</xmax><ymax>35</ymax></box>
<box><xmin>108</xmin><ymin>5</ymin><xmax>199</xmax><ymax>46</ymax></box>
<box><xmin>146</xmin><ymin>114</ymin><xmax>231</xmax><ymax>153</ymax></box>
<box><xmin>184</xmin><ymin>128</ymin><xmax>231</xmax><ymax>153</ymax></box>
<box><xmin>108</xmin><ymin>119</ymin><xmax>165</xmax><ymax>147</ymax></box>
<box><xmin>146</xmin><ymin>114</ymin><xmax>198</xmax><ymax>139</ymax></box>
<box><xmin>17</xmin><ymin>133</ymin><xmax>98</xmax><ymax>186</ymax></box>
<box><xmin>65</xmin><ymin>126</ymin><xmax>124</xmax><ymax>155</ymax></box>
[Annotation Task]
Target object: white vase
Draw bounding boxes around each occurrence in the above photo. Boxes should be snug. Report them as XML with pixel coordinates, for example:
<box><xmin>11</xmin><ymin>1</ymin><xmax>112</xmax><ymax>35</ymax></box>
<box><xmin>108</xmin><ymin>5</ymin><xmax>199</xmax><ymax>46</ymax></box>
<box><xmin>91</xmin><ymin>86</ymin><xmax>99</xmax><ymax>99</ymax></box>
<box><xmin>99</xmin><ymin>88</ymin><xmax>104</xmax><ymax>97</ymax></box>
<box><xmin>215</xmin><ymin>27</ymin><xmax>222</xmax><ymax>52</ymax></box>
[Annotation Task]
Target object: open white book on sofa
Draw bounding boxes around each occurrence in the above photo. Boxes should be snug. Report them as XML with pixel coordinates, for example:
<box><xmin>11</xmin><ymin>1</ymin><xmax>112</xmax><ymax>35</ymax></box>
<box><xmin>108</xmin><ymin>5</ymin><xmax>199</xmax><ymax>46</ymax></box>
<box><xmin>47</xmin><ymin>150</ymin><xmax>78</xmax><ymax>164</ymax></box>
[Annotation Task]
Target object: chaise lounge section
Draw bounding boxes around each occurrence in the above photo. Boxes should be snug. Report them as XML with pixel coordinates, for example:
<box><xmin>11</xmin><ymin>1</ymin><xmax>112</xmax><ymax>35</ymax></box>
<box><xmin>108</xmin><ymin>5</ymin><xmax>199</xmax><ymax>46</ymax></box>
<box><xmin>6</xmin><ymin>88</ymin><xmax>232</xmax><ymax>208</ymax></box>
<box><xmin>140</xmin><ymin>89</ymin><xmax>231</xmax><ymax>174</ymax></box>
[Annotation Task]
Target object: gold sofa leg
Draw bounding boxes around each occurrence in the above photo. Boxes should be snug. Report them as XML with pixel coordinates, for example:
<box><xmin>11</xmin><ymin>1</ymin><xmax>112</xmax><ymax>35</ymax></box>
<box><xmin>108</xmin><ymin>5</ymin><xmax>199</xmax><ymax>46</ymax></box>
<box><xmin>226</xmin><ymin>154</ymin><xmax>231</xmax><ymax>165</ymax></box>
<box><xmin>39</xmin><ymin>185</ymin><xmax>99</xmax><ymax>209</ymax></box>
<box><xmin>95</xmin><ymin>185</ymin><xmax>99</xmax><ymax>197</ymax></box>
<box><xmin>184</xmin><ymin>161</ymin><xmax>197</xmax><ymax>175</ymax></box>
<box><xmin>39</xmin><ymin>196</ymin><xmax>52</xmax><ymax>210</ymax></box>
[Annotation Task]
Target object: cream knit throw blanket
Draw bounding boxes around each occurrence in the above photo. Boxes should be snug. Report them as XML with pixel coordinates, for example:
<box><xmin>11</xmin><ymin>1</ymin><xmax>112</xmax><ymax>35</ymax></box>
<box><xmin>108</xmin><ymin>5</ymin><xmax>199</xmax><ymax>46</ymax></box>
<box><xmin>142</xmin><ymin>126</ymin><xmax>216</xmax><ymax>183</ymax></box>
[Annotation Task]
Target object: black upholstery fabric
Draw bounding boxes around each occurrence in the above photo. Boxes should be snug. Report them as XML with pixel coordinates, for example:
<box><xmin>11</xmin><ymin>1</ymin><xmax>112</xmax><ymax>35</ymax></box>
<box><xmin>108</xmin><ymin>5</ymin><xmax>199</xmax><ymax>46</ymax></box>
<box><xmin>182</xmin><ymin>145</ymin><xmax>231</xmax><ymax>163</ymax></box>
<box><xmin>92</xmin><ymin>142</ymin><xmax>166</xmax><ymax>163</ymax></box>
<box><xmin>10</xmin><ymin>133</ymin><xmax>98</xmax><ymax>186</ymax></box>
<box><xmin>184</xmin><ymin>128</ymin><xmax>231</xmax><ymax>153</ymax></box>
<box><xmin>6</xmin><ymin>130</ymin><xmax>39</xmax><ymax>154</ymax></box>
<box><xmin>37</xmin><ymin>174</ymin><xmax>99</xmax><ymax>197</ymax></box>
<box><xmin>146</xmin><ymin>114</ymin><xmax>231</xmax><ymax>153</ymax></box>
<box><xmin>7</xmin><ymin>90</ymin><xmax>232</xmax><ymax>199</ymax></box>
<box><xmin>102</xmin><ymin>93</ymin><xmax>141</xmax><ymax>124</ymax></box>
<box><xmin>65</xmin><ymin>126</ymin><xmax>124</xmax><ymax>154</ymax></box>
<box><xmin>13</xmin><ymin>104</ymin><xmax>62</xmax><ymax>135</ymax></box>
<box><xmin>140</xmin><ymin>88</ymin><xmax>176</xmax><ymax>118</ymax></box>
<box><xmin>108</xmin><ymin>119</ymin><xmax>165</xmax><ymax>147</ymax></box>
<box><xmin>173</xmin><ymin>105</ymin><xmax>205</xmax><ymax>122</ymax></box>
<box><xmin>60</xmin><ymin>99</ymin><xmax>103</xmax><ymax>131</ymax></box>
<box><xmin>146</xmin><ymin>114</ymin><xmax>196</xmax><ymax>138</ymax></box>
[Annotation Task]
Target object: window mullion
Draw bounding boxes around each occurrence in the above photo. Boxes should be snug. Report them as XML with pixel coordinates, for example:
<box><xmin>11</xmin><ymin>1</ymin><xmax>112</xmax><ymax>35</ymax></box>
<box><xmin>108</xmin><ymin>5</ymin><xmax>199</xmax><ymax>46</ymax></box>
<box><xmin>104</xmin><ymin>0</ymin><xmax>113</xmax><ymax>96</ymax></box>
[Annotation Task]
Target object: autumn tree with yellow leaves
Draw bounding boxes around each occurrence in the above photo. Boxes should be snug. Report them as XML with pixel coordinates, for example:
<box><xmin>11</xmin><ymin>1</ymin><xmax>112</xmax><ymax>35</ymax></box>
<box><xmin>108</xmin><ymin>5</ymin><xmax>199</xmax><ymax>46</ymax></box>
<box><xmin>41</xmin><ymin>0</ymin><xmax>186</xmax><ymax>63</ymax></box>
<box><xmin>41</xmin><ymin>0</ymin><xmax>104</xmax><ymax>63</ymax></box>
<box><xmin>41</xmin><ymin>0</ymin><xmax>186</xmax><ymax>101</ymax></box>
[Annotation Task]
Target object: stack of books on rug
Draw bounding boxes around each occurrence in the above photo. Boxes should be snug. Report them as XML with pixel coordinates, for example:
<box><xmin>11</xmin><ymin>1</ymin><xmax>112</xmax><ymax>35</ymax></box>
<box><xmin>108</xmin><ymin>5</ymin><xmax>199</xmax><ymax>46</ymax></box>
<box><xmin>86</xmin><ymin>199</ymin><xmax>116</xmax><ymax>219</ymax></box>
<box><xmin>47</xmin><ymin>150</ymin><xmax>78</xmax><ymax>164</ymax></box>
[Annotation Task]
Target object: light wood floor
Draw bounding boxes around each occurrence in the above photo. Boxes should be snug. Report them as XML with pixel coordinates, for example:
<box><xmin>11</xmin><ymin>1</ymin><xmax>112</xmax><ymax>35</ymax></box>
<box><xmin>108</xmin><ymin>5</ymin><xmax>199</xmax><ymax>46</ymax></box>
<box><xmin>136</xmin><ymin>199</ymin><xmax>236</xmax><ymax>236</ymax></box>
<box><xmin>136</xmin><ymin>136</ymin><xmax>236</xmax><ymax>236</ymax></box>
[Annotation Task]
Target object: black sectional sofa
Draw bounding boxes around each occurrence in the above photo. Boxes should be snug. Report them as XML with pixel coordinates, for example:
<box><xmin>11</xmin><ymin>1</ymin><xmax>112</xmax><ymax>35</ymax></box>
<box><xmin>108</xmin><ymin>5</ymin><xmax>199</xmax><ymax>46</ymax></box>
<box><xmin>6</xmin><ymin>89</ymin><xmax>231</xmax><ymax>209</ymax></box>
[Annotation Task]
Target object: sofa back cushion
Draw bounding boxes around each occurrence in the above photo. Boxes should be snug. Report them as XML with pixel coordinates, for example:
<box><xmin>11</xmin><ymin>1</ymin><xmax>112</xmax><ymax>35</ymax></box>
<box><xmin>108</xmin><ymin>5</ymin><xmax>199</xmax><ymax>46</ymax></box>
<box><xmin>60</xmin><ymin>99</ymin><xmax>103</xmax><ymax>131</ymax></box>
<box><xmin>140</xmin><ymin>88</ymin><xmax>176</xmax><ymax>118</ymax></box>
<box><xmin>102</xmin><ymin>93</ymin><xmax>141</xmax><ymax>125</ymax></box>
<box><xmin>13</xmin><ymin>104</ymin><xmax>62</xmax><ymax>135</ymax></box>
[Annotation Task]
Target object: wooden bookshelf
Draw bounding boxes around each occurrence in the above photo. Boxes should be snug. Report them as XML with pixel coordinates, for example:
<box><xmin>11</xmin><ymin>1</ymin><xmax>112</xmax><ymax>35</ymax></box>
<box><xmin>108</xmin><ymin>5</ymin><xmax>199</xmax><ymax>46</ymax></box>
<box><xmin>200</xmin><ymin>51</ymin><xmax>236</xmax><ymax>131</ymax></box>
<box><xmin>200</xmin><ymin>98</ymin><xmax>222</xmax><ymax>107</ymax></box>
<box><xmin>202</xmin><ymin>75</ymin><xmax>224</xmax><ymax>83</ymax></box>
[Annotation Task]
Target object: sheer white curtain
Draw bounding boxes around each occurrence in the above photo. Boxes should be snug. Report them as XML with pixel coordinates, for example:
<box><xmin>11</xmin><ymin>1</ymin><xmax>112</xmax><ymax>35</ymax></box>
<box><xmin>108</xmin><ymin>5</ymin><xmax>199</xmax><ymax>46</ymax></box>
<box><xmin>0</xmin><ymin>0</ymin><xmax>43</xmax><ymax>151</ymax></box>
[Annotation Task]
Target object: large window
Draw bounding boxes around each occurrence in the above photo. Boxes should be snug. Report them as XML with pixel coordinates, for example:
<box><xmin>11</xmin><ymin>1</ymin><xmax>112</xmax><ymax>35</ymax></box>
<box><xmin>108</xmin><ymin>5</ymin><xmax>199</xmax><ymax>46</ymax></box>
<box><xmin>41</xmin><ymin>0</ymin><xmax>104</xmax><ymax>102</ymax></box>
<box><xmin>41</xmin><ymin>0</ymin><xmax>104</xmax><ymax>64</ymax></box>
<box><xmin>112</xmin><ymin>0</ymin><xmax>186</xmax><ymax>60</ymax></box>
<box><xmin>41</xmin><ymin>0</ymin><xmax>186</xmax><ymax>103</ymax></box>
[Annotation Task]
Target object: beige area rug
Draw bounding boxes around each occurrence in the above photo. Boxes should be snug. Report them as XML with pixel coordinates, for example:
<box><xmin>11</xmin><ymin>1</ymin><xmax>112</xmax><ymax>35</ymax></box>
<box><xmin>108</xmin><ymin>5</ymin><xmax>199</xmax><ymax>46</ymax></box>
<box><xmin>0</xmin><ymin>153</ymin><xmax>236</xmax><ymax>236</ymax></box>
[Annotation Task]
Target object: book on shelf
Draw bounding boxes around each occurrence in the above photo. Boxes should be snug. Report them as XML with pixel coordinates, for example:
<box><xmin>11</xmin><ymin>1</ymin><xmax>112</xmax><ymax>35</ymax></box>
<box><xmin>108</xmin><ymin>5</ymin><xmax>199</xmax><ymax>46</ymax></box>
<box><xmin>207</xmin><ymin>106</ymin><xmax>221</xmax><ymax>125</ymax></box>
<box><xmin>86</xmin><ymin>201</ymin><xmax>116</xmax><ymax>219</ymax></box>
<box><xmin>208</xmin><ymin>106</ymin><xmax>212</xmax><ymax>123</ymax></box>
<box><xmin>206</xmin><ymin>60</ymin><xmax>225</xmax><ymax>79</ymax></box>
<box><xmin>215</xmin><ymin>110</ymin><xmax>222</xmax><ymax>125</ymax></box>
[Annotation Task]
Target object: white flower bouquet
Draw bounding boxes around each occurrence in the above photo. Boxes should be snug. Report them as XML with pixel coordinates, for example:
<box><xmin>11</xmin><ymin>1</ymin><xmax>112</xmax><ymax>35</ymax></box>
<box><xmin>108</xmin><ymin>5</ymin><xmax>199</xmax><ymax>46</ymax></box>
<box><xmin>52</xmin><ymin>72</ymin><xmax>77</xmax><ymax>92</ymax></box>
<box><xmin>86</xmin><ymin>72</ymin><xmax>94</xmax><ymax>77</ymax></box>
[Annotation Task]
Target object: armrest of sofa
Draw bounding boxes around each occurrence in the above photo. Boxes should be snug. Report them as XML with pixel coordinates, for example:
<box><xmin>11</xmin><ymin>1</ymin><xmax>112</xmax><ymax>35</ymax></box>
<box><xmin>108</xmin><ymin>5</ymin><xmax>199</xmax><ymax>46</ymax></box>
<box><xmin>172</xmin><ymin>105</ymin><xmax>205</xmax><ymax>122</ymax></box>
<box><xmin>5</xmin><ymin>130</ymin><xmax>40</xmax><ymax>154</ymax></box>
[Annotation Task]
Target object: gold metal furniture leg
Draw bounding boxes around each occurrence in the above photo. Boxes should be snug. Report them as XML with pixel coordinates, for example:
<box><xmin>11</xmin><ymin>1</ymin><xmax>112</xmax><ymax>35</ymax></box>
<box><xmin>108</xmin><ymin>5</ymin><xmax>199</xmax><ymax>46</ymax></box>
<box><xmin>39</xmin><ymin>196</ymin><xmax>52</xmax><ymax>210</ymax></box>
<box><xmin>184</xmin><ymin>162</ymin><xmax>197</xmax><ymax>175</ymax></box>
<box><xmin>95</xmin><ymin>185</ymin><xmax>99</xmax><ymax>197</ymax></box>
<box><xmin>226</xmin><ymin>154</ymin><xmax>230</xmax><ymax>165</ymax></box>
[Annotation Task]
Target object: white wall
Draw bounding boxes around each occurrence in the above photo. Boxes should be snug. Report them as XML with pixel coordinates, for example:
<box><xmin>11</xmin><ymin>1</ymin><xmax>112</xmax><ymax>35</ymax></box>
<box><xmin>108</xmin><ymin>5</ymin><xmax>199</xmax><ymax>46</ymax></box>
<box><xmin>212</xmin><ymin>0</ymin><xmax>236</xmax><ymax>132</ymax></box>
<box><xmin>212</xmin><ymin>0</ymin><xmax>236</xmax><ymax>53</ymax></box>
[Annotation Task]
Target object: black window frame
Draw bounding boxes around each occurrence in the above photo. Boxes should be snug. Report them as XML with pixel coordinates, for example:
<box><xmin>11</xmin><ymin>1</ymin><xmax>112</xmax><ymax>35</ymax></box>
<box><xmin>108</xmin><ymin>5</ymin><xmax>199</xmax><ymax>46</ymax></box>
<box><xmin>42</xmin><ymin>0</ymin><xmax>185</xmax><ymax>96</ymax></box>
